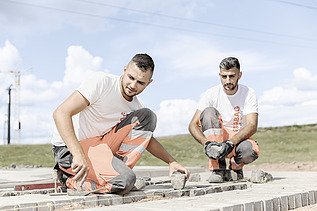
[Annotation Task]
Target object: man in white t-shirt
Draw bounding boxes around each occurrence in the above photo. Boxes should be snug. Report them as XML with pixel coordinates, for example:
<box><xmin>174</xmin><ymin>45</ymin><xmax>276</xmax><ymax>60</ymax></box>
<box><xmin>188</xmin><ymin>57</ymin><xmax>260</xmax><ymax>183</ymax></box>
<box><xmin>52</xmin><ymin>53</ymin><xmax>189</xmax><ymax>194</ymax></box>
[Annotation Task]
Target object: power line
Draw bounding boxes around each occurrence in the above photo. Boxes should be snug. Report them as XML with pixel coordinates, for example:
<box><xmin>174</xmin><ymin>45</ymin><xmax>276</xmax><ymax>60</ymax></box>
<box><xmin>1</xmin><ymin>0</ymin><xmax>317</xmax><ymax>50</ymax></box>
<box><xmin>75</xmin><ymin>0</ymin><xmax>317</xmax><ymax>42</ymax></box>
<box><xmin>265</xmin><ymin>0</ymin><xmax>317</xmax><ymax>10</ymax></box>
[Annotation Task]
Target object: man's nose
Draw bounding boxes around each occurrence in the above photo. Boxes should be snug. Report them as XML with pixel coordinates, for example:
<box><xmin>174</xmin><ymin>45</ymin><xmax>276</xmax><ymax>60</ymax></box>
<box><xmin>130</xmin><ymin>81</ymin><xmax>137</xmax><ymax>89</ymax></box>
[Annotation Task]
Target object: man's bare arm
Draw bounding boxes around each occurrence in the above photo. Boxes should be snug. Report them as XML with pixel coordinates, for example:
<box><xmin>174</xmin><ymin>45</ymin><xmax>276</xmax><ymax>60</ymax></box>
<box><xmin>53</xmin><ymin>91</ymin><xmax>90</xmax><ymax>185</ymax></box>
<box><xmin>230</xmin><ymin>113</ymin><xmax>258</xmax><ymax>145</ymax></box>
<box><xmin>188</xmin><ymin>110</ymin><xmax>207</xmax><ymax>145</ymax></box>
<box><xmin>146</xmin><ymin>137</ymin><xmax>190</xmax><ymax>177</ymax></box>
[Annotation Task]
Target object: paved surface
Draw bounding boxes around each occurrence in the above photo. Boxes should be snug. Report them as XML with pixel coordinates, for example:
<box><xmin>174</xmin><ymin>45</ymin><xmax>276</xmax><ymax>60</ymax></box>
<box><xmin>0</xmin><ymin>167</ymin><xmax>317</xmax><ymax>211</ymax></box>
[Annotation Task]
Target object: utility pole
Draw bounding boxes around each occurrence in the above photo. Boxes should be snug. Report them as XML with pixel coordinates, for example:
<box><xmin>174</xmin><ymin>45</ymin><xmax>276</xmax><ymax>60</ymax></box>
<box><xmin>7</xmin><ymin>85</ymin><xmax>13</xmax><ymax>145</ymax></box>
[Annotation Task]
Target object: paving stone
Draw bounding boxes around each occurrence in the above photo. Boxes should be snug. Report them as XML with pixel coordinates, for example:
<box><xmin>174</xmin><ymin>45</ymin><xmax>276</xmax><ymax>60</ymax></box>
<box><xmin>188</xmin><ymin>173</ymin><xmax>201</xmax><ymax>182</ymax></box>
<box><xmin>272</xmin><ymin>197</ymin><xmax>279</xmax><ymax>211</ymax></box>
<box><xmin>244</xmin><ymin>202</ymin><xmax>254</xmax><ymax>211</ymax></box>
<box><xmin>301</xmin><ymin>192</ymin><xmax>309</xmax><ymax>207</ymax></box>
<box><xmin>265</xmin><ymin>199</ymin><xmax>273</xmax><ymax>211</ymax></box>
<box><xmin>308</xmin><ymin>190</ymin><xmax>316</xmax><ymax>205</ymax></box>
<box><xmin>123</xmin><ymin>191</ymin><xmax>146</xmax><ymax>203</ymax></box>
<box><xmin>84</xmin><ymin>195</ymin><xmax>99</xmax><ymax>207</ymax></box>
<box><xmin>52</xmin><ymin>199</ymin><xmax>72</xmax><ymax>210</ymax></box>
<box><xmin>189</xmin><ymin>188</ymin><xmax>205</xmax><ymax>197</ymax></box>
<box><xmin>253</xmin><ymin>200</ymin><xmax>263</xmax><ymax>211</ymax></box>
<box><xmin>37</xmin><ymin>201</ymin><xmax>54</xmax><ymax>211</ymax></box>
<box><xmin>294</xmin><ymin>193</ymin><xmax>302</xmax><ymax>209</ymax></box>
<box><xmin>288</xmin><ymin>194</ymin><xmax>296</xmax><ymax>210</ymax></box>
<box><xmin>280</xmin><ymin>195</ymin><xmax>288</xmax><ymax>211</ymax></box>
<box><xmin>222</xmin><ymin>204</ymin><xmax>243</xmax><ymax>211</ymax></box>
<box><xmin>250</xmin><ymin>169</ymin><xmax>273</xmax><ymax>183</ymax></box>
<box><xmin>18</xmin><ymin>203</ymin><xmax>38</xmax><ymax>211</ymax></box>
<box><xmin>170</xmin><ymin>171</ymin><xmax>186</xmax><ymax>190</ymax></box>
<box><xmin>0</xmin><ymin>205</ymin><xmax>19</xmax><ymax>211</ymax></box>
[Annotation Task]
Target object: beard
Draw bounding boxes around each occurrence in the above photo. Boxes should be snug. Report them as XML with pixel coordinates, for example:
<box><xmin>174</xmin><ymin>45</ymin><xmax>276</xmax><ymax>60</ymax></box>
<box><xmin>223</xmin><ymin>83</ymin><xmax>236</xmax><ymax>91</ymax></box>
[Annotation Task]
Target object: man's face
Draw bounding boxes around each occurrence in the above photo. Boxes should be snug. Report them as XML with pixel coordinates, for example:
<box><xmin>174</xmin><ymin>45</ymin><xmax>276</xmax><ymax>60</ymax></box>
<box><xmin>219</xmin><ymin>67</ymin><xmax>241</xmax><ymax>95</ymax></box>
<box><xmin>121</xmin><ymin>62</ymin><xmax>153</xmax><ymax>101</ymax></box>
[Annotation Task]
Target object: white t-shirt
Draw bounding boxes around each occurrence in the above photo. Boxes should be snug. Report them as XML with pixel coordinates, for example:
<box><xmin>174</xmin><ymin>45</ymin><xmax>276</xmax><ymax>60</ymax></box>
<box><xmin>197</xmin><ymin>84</ymin><xmax>258</xmax><ymax>132</ymax></box>
<box><xmin>51</xmin><ymin>72</ymin><xmax>144</xmax><ymax>146</ymax></box>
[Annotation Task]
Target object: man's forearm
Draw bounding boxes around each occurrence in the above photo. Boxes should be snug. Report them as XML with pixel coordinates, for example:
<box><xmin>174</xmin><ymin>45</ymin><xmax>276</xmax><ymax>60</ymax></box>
<box><xmin>146</xmin><ymin>137</ymin><xmax>176</xmax><ymax>164</ymax></box>
<box><xmin>188</xmin><ymin>124</ymin><xmax>207</xmax><ymax>145</ymax></box>
<box><xmin>230</xmin><ymin>124</ymin><xmax>257</xmax><ymax>145</ymax></box>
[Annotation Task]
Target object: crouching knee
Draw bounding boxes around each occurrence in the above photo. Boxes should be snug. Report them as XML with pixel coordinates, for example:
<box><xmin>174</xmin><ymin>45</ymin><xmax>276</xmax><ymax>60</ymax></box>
<box><xmin>235</xmin><ymin>140</ymin><xmax>259</xmax><ymax>165</ymax></box>
<box><xmin>109</xmin><ymin>169</ymin><xmax>136</xmax><ymax>195</ymax></box>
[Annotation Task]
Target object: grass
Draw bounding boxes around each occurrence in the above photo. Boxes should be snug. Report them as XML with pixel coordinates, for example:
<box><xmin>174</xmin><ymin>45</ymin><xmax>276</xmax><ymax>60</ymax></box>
<box><xmin>0</xmin><ymin>124</ymin><xmax>316</xmax><ymax>168</ymax></box>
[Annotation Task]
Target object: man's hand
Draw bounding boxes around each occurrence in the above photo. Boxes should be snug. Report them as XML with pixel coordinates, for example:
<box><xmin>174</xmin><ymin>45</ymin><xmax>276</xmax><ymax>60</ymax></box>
<box><xmin>204</xmin><ymin>140</ymin><xmax>234</xmax><ymax>160</ymax></box>
<box><xmin>169</xmin><ymin>161</ymin><xmax>190</xmax><ymax>179</ymax></box>
<box><xmin>71</xmin><ymin>154</ymin><xmax>89</xmax><ymax>187</ymax></box>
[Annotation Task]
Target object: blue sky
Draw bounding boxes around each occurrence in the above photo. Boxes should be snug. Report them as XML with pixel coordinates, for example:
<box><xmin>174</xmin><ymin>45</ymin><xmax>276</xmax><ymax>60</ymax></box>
<box><xmin>0</xmin><ymin>0</ymin><xmax>316</xmax><ymax>144</ymax></box>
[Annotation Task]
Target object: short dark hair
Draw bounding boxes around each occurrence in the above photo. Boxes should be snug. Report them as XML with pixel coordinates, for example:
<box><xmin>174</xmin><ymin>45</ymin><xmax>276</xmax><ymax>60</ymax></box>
<box><xmin>219</xmin><ymin>57</ymin><xmax>240</xmax><ymax>70</ymax></box>
<box><xmin>131</xmin><ymin>53</ymin><xmax>155</xmax><ymax>73</ymax></box>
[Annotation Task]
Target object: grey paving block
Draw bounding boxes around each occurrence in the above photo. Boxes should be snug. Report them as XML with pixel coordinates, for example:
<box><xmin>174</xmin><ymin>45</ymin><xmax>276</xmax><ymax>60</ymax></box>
<box><xmin>301</xmin><ymin>192</ymin><xmax>309</xmax><ymax>207</ymax></box>
<box><xmin>84</xmin><ymin>195</ymin><xmax>99</xmax><ymax>207</ymax></box>
<box><xmin>18</xmin><ymin>203</ymin><xmax>38</xmax><ymax>211</ymax></box>
<box><xmin>222</xmin><ymin>184</ymin><xmax>235</xmax><ymax>192</ymax></box>
<box><xmin>294</xmin><ymin>193</ymin><xmax>302</xmax><ymax>209</ymax></box>
<box><xmin>222</xmin><ymin>204</ymin><xmax>243</xmax><ymax>211</ymax></box>
<box><xmin>52</xmin><ymin>199</ymin><xmax>72</xmax><ymax>210</ymax></box>
<box><xmin>244</xmin><ymin>202</ymin><xmax>254</xmax><ymax>211</ymax></box>
<box><xmin>37</xmin><ymin>201</ymin><xmax>54</xmax><ymax>211</ymax></box>
<box><xmin>288</xmin><ymin>194</ymin><xmax>296</xmax><ymax>210</ymax></box>
<box><xmin>308</xmin><ymin>190</ymin><xmax>316</xmax><ymax>205</ymax></box>
<box><xmin>272</xmin><ymin>197</ymin><xmax>279</xmax><ymax>211</ymax></box>
<box><xmin>98</xmin><ymin>194</ymin><xmax>123</xmax><ymax>206</ymax></box>
<box><xmin>264</xmin><ymin>199</ymin><xmax>273</xmax><ymax>211</ymax></box>
<box><xmin>280</xmin><ymin>196</ymin><xmax>288</xmax><ymax>211</ymax></box>
<box><xmin>123</xmin><ymin>191</ymin><xmax>146</xmax><ymax>203</ymax></box>
<box><xmin>189</xmin><ymin>188</ymin><xmax>205</xmax><ymax>197</ymax></box>
<box><xmin>253</xmin><ymin>201</ymin><xmax>263</xmax><ymax>211</ymax></box>
<box><xmin>0</xmin><ymin>205</ymin><xmax>19</xmax><ymax>211</ymax></box>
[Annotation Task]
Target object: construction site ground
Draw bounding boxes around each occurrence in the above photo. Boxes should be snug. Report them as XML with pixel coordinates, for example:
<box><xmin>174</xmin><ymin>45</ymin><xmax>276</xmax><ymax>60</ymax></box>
<box><xmin>0</xmin><ymin>165</ymin><xmax>317</xmax><ymax>211</ymax></box>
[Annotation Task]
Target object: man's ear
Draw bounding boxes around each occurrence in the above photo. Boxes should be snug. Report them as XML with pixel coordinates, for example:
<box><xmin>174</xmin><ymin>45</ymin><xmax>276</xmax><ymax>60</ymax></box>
<box><xmin>238</xmin><ymin>71</ymin><xmax>242</xmax><ymax>80</ymax></box>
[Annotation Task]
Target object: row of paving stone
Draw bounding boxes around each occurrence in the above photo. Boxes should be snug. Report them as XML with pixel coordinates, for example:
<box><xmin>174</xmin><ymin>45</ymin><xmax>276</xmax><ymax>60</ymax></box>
<box><xmin>217</xmin><ymin>190</ymin><xmax>317</xmax><ymax>211</ymax></box>
<box><xmin>0</xmin><ymin>181</ymin><xmax>249</xmax><ymax>210</ymax></box>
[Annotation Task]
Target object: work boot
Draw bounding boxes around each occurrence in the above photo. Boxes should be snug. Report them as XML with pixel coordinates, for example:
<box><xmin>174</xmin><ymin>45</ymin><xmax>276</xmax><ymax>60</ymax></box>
<box><xmin>56</xmin><ymin>169</ymin><xmax>70</xmax><ymax>186</ymax></box>
<box><xmin>234</xmin><ymin>169</ymin><xmax>244</xmax><ymax>180</ymax></box>
<box><xmin>208</xmin><ymin>170</ymin><xmax>224</xmax><ymax>183</ymax></box>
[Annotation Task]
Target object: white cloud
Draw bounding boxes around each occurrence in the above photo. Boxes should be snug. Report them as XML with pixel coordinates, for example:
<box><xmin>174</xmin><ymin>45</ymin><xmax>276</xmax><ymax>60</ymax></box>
<box><xmin>154</xmin><ymin>99</ymin><xmax>197</xmax><ymax>136</ymax></box>
<box><xmin>0</xmin><ymin>42</ymin><xmax>107</xmax><ymax>144</ymax></box>
<box><xmin>63</xmin><ymin>45</ymin><xmax>105</xmax><ymax>87</ymax></box>
<box><xmin>259</xmin><ymin>68</ymin><xmax>317</xmax><ymax>127</ymax></box>
<box><xmin>154</xmin><ymin>35</ymin><xmax>279</xmax><ymax>80</ymax></box>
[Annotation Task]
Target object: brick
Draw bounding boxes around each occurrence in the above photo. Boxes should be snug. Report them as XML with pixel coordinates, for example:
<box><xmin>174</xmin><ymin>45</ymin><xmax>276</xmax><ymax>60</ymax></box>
<box><xmin>280</xmin><ymin>196</ymin><xmax>288</xmax><ymax>211</ymax></box>
<box><xmin>37</xmin><ymin>201</ymin><xmax>54</xmax><ymax>211</ymax></box>
<box><xmin>222</xmin><ymin>184</ymin><xmax>235</xmax><ymax>192</ymax></box>
<box><xmin>253</xmin><ymin>201</ymin><xmax>263</xmax><ymax>211</ymax></box>
<box><xmin>189</xmin><ymin>188</ymin><xmax>205</xmax><ymax>197</ymax></box>
<box><xmin>308</xmin><ymin>190</ymin><xmax>316</xmax><ymax>205</ymax></box>
<box><xmin>288</xmin><ymin>194</ymin><xmax>296</xmax><ymax>210</ymax></box>
<box><xmin>52</xmin><ymin>199</ymin><xmax>72</xmax><ymax>210</ymax></box>
<box><xmin>244</xmin><ymin>202</ymin><xmax>254</xmax><ymax>211</ymax></box>
<box><xmin>265</xmin><ymin>199</ymin><xmax>273</xmax><ymax>211</ymax></box>
<box><xmin>84</xmin><ymin>195</ymin><xmax>99</xmax><ymax>207</ymax></box>
<box><xmin>0</xmin><ymin>205</ymin><xmax>19</xmax><ymax>211</ymax></box>
<box><xmin>97</xmin><ymin>195</ymin><xmax>114</xmax><ymax>206</ymax></box>
<box><xmin>19</xmin><ymin>203</ymin><xmax>38</xmax><ymax>211</ymax></box>
<box><xmin>272</xmin><ymin>197</ymin><xmax>279</xmax><ymax>211</ymax></box>
<box><xmin>294</xmin><ymin>193</ymin><xmax>302</xmax><ymax>208</ymax></box>
<box><xmin>301</xmin><ymin>192</ymin><xmax>309</xmax><ymax>207</ymax></box>
<box><xmin>123</xmin><ymin>191</ymin><xmax>146</xmax><ymax>203</ymax></box>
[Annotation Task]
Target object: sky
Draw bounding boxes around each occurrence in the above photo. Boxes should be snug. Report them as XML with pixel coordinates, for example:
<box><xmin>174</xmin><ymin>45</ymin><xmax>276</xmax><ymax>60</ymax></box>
<box><xmin>0</xmin><ymin>0</ymin><xmax>316</xmax><ymax>145</ymax></box>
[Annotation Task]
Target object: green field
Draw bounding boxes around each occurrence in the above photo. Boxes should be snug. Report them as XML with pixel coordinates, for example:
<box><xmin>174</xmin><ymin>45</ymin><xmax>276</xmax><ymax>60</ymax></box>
<box><xmin>0</xmin><ymin>124</ymin><xmax>316</xmax><ymax>168</ymax></box>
